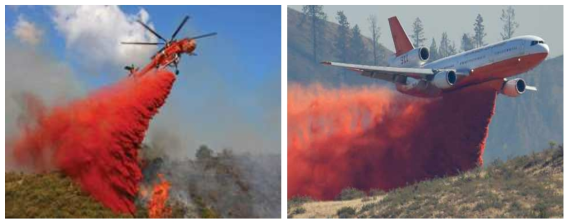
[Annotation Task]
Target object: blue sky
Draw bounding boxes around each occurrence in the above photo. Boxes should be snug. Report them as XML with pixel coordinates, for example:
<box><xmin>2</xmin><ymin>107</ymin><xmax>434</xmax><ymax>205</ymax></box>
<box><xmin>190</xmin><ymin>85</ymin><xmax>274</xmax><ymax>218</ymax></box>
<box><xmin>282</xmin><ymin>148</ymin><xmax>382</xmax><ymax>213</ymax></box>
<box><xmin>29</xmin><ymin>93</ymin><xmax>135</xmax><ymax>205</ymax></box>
<box><xmin>6</xmin><ymin>5</ymin><xmax>281</xmax><ymax>87</ymax></box>
<box><xmin>6</xmin><ymin>5</ymin><xmax>281</xmax><ymax>155</ymax></box>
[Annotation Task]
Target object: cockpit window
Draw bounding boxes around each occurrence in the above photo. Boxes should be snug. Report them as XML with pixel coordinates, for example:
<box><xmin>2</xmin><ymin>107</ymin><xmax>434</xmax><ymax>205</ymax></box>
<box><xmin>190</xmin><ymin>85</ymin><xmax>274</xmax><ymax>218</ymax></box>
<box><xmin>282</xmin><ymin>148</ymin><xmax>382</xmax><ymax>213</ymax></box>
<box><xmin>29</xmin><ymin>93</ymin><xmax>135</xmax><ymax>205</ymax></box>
<box><xmin>531</xmin><ymin>40</ymin><xmax>545</xmax><ymax>46</ymax></box>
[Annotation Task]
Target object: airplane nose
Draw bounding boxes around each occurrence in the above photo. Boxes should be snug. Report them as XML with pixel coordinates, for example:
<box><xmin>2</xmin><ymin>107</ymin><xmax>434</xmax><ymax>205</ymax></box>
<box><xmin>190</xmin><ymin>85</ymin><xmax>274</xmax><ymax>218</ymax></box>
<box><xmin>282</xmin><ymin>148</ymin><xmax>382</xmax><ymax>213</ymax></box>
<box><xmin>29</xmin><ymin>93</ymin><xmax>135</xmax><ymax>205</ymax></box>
<box><xmin>543</xmin><ymin>43</ymin><xmax>550</xmax><ymax>55</ymax></box>
<box><xmin>534</xmin><ymin>43</ymin><xmax>550</xmax><ymax>58</ymax></box>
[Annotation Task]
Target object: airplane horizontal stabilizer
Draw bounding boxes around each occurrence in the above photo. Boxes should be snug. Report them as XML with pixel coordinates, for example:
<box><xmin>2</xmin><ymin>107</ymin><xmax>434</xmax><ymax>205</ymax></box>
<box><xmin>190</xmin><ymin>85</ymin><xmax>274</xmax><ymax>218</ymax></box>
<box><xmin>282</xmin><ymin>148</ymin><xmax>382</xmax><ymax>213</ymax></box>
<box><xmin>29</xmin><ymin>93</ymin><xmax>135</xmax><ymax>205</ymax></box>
<box><xmin>526</xmin><ymin>86</ymin><xmax>538</xmax><ymax>91</ymax></box>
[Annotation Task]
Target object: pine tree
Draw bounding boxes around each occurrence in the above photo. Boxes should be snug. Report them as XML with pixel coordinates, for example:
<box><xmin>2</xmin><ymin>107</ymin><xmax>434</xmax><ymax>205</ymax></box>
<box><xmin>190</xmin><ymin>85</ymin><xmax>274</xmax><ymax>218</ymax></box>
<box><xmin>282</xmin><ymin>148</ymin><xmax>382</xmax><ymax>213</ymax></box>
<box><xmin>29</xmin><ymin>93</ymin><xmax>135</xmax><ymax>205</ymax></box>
<box><xmin>301</xmin><ymin>5</ymin><xmax>328</xmax><ymax>63</ymax></box>
<box><xmin>448</xmin><ymin>42</ymin><xmax>458</xmax><ymax>56</ymax></box>
<box><xmin>439</xmin><ymin>32</ymin><xmax>452</xmax><ymax>58</ymax></box>
<box><xmin>410</xmin><ymin>17</ymin><xmax>426</xmax><ymax>48</ymax></box>
<box><xmin>334</xmin><ymin>11</ymin><xmax>351</xmax><ymax>63</ymax></box>
<box><xmin>461</xmin><ymin>33</ymin><xmax>475</xmax><ymax>52</ymax></box>
<box><xmin>367</xmin><ymin>15</ymin><xmax>382</xmax><ymax>65</ymax></box>
<box><xmin>429</xmin><ymin>38</ymin><xmax>439</xmax><ymax>61</ymax></box>
<box><xmin>500</xmin><ymin>6</ymin><xmax>519</xmax><ymax>40</ymax></box>
<box><xmin>349</xmin><ymin>24</ymin><xmax>366</xmax><ymax>64</ymax></box>
<box><xmin>473</xmin><ymin>14</ymin><xmax>487</xmax><ymax>47</ymax></box>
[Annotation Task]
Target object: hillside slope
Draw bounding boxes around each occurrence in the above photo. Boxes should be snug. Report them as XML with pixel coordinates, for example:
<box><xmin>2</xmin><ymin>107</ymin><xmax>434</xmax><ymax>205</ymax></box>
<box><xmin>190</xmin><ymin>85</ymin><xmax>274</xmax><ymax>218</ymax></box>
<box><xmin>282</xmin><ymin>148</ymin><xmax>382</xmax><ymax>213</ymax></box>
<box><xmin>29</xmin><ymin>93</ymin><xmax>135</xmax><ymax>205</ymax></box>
<box><xmin>5</xmin><ymin>172</ymin><xmax>137</xmax><ymax>218</ymax></box>
<box><xmin>288</xmin><ymin>146</ymin><xmax>563</xmax><ymax>218</ymax></box>
<box><xmin>485</xmin><ymin>56</ymin><xmax>563</xmax><ymax>162</ymax></box>
<box><xmin>6</xmin><ymin>150</ymin><xmax>280</xmax><ymax>218</ymax></box>
<box><xmin>287</xmin><ymin>7</ymin><xmax>394</xmax><ymax>86</ymax></box>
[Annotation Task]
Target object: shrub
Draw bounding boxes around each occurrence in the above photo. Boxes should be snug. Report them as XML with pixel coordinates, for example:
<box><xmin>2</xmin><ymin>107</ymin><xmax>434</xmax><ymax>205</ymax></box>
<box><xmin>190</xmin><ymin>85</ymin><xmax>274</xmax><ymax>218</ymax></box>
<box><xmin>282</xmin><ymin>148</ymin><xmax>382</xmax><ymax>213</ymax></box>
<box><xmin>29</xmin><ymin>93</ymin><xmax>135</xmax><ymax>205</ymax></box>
<box><xmin>473</xmin><ymin>202</ymin><xmax>487</xmax><ymax>212</ymax></box>
<box><xmin>291</xmin><ymin>207</ymin><xmax>306</xmax><ymax>215</ymax></box>
<box><xmin>509</xmin><ymin>201</ymin><xmax>522</xmax><ymax>211</ymax></box>
<box><xmin>369</xmin><ymin>188</ymin><xmax>385</xmax><ymax>196</ymax></box>
<box><xmin>337</xmin><ymin>187</ymin><xmax>366</xmax><ymax>201</ymax></box>
<box><xmin>288</xmin><ymin>195</ymin><xmax>314</xmax><ymax>209</ymax></box>
<box><xmin>337</xmin><ymin>206</ymin><xmax>356</xmax><ymax>218</ymax></box>
<box><xmin>532</xmin><ymin>202</ymin><xmax>549</xmax><ymax>218</ymax></box>
<box><xmin>359</xmin><ymin>203</ymin><xmax>376</xmax><ymax>213</ymax></box>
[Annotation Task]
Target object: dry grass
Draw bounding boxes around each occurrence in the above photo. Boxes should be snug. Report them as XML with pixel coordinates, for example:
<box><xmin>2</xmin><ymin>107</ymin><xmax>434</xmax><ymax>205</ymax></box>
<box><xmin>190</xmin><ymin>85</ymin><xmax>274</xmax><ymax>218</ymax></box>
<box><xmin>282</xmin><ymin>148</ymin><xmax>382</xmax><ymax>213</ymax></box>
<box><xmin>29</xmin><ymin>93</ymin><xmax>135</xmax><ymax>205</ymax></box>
<box><xmin>288</xmin><ymin>146</ymin><xmax>563</xmax><ymax>218</ymax></box>
<box><xmin>289</xmin><ymin>196</ymin><xmax>385</xmax><ymax>218</ymax></box>
<box><xmin>5</xmin><ymin>172</ymin><xmax>139</xmax><ymax>218</ymax></box>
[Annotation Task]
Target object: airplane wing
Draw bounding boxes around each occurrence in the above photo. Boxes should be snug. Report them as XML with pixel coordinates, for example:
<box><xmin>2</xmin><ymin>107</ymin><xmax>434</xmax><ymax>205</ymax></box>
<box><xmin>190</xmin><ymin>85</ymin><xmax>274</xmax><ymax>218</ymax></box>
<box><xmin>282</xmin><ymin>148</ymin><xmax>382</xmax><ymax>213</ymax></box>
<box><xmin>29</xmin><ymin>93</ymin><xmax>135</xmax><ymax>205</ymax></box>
<box><xmin>321</xmin><ymin>61</ymin><xmax>435</xmax><ymax>81</ymax></box>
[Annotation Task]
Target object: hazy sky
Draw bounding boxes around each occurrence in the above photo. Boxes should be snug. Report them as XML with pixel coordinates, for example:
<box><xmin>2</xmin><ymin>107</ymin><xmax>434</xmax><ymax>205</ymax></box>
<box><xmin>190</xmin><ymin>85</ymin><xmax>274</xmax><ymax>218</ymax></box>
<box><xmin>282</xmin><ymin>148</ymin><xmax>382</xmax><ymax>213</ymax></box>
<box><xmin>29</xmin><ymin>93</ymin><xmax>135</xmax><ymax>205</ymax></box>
<box><xmin>289</xmin><ymin>5</ymin><xmax>563</xmax><ymax>58</ymax></box>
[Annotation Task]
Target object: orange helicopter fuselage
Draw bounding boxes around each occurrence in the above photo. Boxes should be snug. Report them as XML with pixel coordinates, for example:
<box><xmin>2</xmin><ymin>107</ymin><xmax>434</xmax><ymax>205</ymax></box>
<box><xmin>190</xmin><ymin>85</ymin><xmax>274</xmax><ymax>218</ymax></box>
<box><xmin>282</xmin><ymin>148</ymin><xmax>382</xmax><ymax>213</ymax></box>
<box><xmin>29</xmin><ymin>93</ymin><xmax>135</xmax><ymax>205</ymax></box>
<box><xmin>137</xmin><ymin>38</ymin><xmax>197</xmax><ymax>76</ymax></box>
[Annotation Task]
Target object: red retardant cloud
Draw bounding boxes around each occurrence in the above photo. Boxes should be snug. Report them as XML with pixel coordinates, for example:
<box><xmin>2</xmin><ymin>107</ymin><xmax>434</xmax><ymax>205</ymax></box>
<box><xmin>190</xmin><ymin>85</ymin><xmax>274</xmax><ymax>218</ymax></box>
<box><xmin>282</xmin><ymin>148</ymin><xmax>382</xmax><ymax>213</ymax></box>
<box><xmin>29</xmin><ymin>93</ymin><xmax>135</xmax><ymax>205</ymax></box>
<box><xmin>288</xmin><ymin>82</ymin><xmax>498</xmax><ymax>200</ymax></box>
<box><xmin>10</xmin><ymin>69</ymin><xmax>176</xmax><ymax>214</ymax></box>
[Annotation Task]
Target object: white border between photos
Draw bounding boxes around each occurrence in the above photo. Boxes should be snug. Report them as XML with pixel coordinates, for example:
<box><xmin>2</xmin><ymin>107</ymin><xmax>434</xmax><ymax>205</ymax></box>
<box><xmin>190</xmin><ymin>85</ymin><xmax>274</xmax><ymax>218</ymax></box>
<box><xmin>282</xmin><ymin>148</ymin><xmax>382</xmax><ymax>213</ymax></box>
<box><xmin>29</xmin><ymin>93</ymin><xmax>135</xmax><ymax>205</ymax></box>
<box><xmin>1</xmin><ymin>0</ymin><xmax>571</xmax><ymax>223</ymax></box>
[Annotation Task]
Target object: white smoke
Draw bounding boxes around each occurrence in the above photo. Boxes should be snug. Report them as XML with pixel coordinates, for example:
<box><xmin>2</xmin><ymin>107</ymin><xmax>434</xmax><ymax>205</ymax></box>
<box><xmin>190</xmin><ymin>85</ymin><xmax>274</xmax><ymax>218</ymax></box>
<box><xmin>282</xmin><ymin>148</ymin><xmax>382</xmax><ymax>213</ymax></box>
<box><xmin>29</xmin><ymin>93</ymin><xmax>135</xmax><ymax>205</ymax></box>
<box><xmin>5</xmin><ymin>40</ymin><xmax>85</xmax><ymax>171</ymax></box>
<box><xmin>13</xmin><ymin>15</ymin><xmax>43</xmax><ymax>46</ymax></box>
<box><xmin>51</xmin><ymin>6</ymin><xmax>158</xmax><ymax>69</ymax></box>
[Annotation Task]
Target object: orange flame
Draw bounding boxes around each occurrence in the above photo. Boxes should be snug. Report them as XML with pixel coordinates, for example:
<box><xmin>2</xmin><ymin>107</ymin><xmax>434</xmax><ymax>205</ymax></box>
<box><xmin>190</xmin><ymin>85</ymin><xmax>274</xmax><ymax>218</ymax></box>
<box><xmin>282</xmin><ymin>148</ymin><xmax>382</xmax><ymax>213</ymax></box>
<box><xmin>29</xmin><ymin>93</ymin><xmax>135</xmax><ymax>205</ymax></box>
<box><xmin>148</xmin><ymin>174</ymin><xmax>172</xmax><ymax>218</ymax></box>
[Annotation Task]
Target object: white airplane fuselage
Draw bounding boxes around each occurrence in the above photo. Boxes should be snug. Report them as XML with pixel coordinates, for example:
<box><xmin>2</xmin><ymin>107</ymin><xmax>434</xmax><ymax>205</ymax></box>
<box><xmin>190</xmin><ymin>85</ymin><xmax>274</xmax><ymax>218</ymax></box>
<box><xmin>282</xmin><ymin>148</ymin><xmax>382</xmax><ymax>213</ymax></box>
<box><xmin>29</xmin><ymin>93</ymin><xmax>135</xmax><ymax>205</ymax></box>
<box><xmin>323</xmin><ymin>16</ymin><xmax>551</xmax><ymax>98</ymax></box>
<box><xmin>396</xmin><ymin>35</ymin><xmax>550</xmax><ymax>97</ymax></box>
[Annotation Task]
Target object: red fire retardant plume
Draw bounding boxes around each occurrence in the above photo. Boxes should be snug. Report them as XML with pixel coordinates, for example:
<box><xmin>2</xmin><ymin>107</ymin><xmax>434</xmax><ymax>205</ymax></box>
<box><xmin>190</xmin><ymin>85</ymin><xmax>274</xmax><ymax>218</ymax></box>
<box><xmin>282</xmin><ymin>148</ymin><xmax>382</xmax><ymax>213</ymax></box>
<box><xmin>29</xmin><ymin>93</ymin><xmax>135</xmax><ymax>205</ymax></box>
<box><xmin>288</xmin><ymin>81</ymin><xmax>499</xmax><ymax>200</ymax></box>
<box><xmin>11</xmin><ymin>69</ymin><xmax>176</xmax><ymax>214</ymax></box>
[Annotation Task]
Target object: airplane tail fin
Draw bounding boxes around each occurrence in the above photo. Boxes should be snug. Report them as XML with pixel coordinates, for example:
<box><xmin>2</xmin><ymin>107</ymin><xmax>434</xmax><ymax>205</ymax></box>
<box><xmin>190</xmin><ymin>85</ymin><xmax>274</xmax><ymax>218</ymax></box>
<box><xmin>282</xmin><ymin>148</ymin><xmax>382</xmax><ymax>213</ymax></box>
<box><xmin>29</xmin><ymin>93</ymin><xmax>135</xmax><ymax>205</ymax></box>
<box><xmin>388</xmin><ymin>16</ymin><xmax>414</xmax><ymax>56</ymax></box>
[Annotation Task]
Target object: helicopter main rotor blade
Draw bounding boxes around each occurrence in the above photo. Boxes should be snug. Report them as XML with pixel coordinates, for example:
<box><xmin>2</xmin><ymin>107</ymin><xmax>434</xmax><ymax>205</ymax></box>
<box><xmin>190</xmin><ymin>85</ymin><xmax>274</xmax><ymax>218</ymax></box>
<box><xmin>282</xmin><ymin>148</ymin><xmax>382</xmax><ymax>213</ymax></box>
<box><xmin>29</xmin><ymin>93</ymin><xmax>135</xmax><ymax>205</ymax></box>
<box><xmin>189</xmin><ymin>32</ymin><xmax>218</xmax><ymax>40</ymax></box>
<box><xmin>171</xmin><ymin>15</ymin><xmax>190</xmax><ymax>42</ymax></box>
<box><xmin>136</xmin><ymin>20</ymin><xmax>168</xmax><ymax>42</ymax></box>
<box><xmin>121</xmin><ymin>42</ymin><xmax>165</xmax><ymax>45</ymax></box>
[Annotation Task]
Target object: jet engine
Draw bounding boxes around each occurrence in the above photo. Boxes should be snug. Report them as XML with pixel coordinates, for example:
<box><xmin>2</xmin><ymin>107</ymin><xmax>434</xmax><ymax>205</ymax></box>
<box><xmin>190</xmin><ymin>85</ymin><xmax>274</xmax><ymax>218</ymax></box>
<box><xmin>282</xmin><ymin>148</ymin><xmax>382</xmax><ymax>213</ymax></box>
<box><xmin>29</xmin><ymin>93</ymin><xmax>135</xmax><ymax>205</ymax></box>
<box><xmin>431</xmin><ymin>70</ymin><xmax>457</xmax><ymax>89</ymax></box>
<box><xmin>388</xmin><ymin>47</ymin><xmax>430</xmax><ymax>67</ymax></box>
<box><xmin>501</xmin><ymin>78</ymin><xmax>527</xmax><ymax>97</ymax></box>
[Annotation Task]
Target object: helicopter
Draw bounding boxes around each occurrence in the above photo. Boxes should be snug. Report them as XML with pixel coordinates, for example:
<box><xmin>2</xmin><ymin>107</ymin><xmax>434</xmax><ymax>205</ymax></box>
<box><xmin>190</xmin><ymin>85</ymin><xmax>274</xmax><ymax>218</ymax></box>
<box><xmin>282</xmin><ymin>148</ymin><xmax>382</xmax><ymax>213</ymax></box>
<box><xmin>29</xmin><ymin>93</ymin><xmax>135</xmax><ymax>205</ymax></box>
<box><xmin>121</xmin><ymin>15</ymin><xmax>216</xmax><ymax>76</ymax></box>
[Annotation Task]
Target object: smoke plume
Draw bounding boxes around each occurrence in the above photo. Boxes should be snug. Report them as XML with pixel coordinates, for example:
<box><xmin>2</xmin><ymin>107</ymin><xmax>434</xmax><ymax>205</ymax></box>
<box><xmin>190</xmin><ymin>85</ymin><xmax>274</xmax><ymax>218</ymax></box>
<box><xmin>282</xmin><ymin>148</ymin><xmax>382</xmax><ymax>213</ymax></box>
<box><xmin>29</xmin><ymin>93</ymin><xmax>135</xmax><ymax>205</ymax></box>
<box><xmin>5</xmin><ymin>42</ymin><xmax>84</xmax><ymax>171</ymax></box>
<box><xmin>138</xmin><ymin>143</ymin><xmax>281</xmax><ymax>218</ymax></box>
<box><xmin>8</xmin><ymin>69</ymin><xmax>176</xmax><ymax>214</ymax></box>
<box><xmin>288</xmin><ymin>82</ymin><xmax>499</xmax><ymax>200</ymax></box>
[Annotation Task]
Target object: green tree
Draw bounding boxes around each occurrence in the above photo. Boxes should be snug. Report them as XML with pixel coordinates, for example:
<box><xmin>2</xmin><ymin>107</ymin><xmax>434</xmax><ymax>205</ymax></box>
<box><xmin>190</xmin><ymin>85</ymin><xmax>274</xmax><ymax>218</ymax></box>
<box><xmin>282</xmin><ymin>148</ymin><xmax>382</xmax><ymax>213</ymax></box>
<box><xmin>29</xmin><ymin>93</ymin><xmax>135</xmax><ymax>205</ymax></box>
<box><xmin>334</xmin><ymin>11</ymin><xmax>351</xmax><ymax>64</ymax></box>
<box><xmin>461</xmin><ymin>33</ymin><xmax>475</xmax><ymax>52</ymax></box>
<box><xmin>367</xmin><ymin>15</ymin><xmax>382</xmax><ymax>65</ymax></box>
<box><xmin>410</xmin><ymin>17</ymin><xmax>426</xmax><ymax>48</ymax></box>
<box><xmin>196</xmin><ymin>145</ymin><xmax>214</xmax><ymax>160</ymax></box>
<box><xmin>349</xmin><ymin>24</ymin><xmax>366</xmax><ymax>64</ymax></box>
<box><xmin>473</xmin><ymin>14</ymin><xmax>487</xmax><ymax>47</ymax></box>
<box><xmin>448</xmin><ymin>41</ymin><xmax>458</xmax><ymax>55</ymax></box>
<box><xmin>500</xmin><ymin>6</ymin><xmax>519</xmax><ymax>40</ymax></box>
<box><xmin>439</xmin><ymin>32</ymin><xmax>454</xmax><ymax>58</ymax></box>
<box><xmin>429</xmin><ymin>37</ymin><xmax>439</xmax><ymax>61</ymax></box>
<box><xmin>301</xmin><ymin>5</ymin><xmax>328</xmax><ymax>63</ymax></box>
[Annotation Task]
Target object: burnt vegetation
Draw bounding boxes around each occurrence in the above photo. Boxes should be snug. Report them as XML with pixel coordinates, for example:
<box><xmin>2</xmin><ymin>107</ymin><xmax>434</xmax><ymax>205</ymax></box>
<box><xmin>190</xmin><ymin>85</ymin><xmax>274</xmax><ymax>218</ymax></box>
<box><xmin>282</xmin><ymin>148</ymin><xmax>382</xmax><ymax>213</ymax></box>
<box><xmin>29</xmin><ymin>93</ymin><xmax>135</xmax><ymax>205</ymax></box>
<box><xmin>6</xmin><ymin>144</ymin><xmax>280</xmax><ymax>218</ymax></box>
<box><xmin>140</xmin><ymin>144</ymin><xmax>281</xmax><ymax>218</ymax></box>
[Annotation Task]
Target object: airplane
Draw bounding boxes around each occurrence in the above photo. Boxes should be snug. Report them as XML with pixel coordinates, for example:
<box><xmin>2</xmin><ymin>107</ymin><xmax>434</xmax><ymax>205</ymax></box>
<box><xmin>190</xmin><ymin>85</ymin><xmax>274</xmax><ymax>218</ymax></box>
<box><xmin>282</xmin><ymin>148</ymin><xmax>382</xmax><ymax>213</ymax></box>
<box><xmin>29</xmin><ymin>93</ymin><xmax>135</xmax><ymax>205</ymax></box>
<box><xmin>322</xmin><ymin>16</ymin><xmax>550</xmax><ymax>98</ymax></box>
<box><xmin>121</xmin><ymin>15</ymin><xmax>217</xmax><ymax>77</ymax></box>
